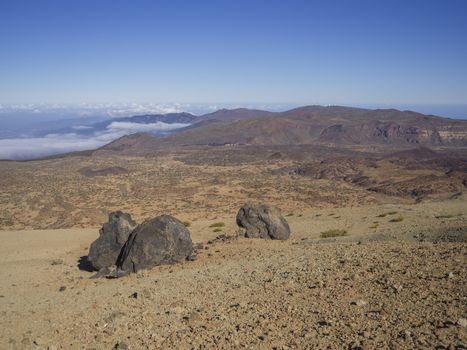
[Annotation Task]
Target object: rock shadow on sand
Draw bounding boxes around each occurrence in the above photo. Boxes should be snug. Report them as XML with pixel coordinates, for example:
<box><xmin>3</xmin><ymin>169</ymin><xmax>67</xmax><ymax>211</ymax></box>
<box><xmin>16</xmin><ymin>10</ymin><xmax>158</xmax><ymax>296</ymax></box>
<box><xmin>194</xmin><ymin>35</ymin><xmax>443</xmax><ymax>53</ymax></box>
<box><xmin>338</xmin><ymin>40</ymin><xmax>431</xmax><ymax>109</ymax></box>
<box><xmin>78</xmin><ymin>256</ymin><xmax>95</xmax><ymax>272</ymax></box>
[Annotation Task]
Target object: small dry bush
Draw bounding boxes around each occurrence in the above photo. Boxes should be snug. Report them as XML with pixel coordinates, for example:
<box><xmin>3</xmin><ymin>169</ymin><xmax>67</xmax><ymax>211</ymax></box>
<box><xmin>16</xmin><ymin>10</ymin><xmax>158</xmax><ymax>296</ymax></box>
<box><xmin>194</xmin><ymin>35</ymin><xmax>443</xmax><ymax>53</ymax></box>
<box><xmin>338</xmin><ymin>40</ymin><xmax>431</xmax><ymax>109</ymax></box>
<box><xmin>209</xmin><ymin>222</ymin><xmax>225</xmax><ymax>228</ymax></box>
<box><xmin>389</xmin><ymin>216</ymin><xmax>404</xmax><ymax>223</ymax></box>
<box><xmin>320</xmin><ymin>229</ymin><xmax>347</xmax><ymax>238</ymax></box>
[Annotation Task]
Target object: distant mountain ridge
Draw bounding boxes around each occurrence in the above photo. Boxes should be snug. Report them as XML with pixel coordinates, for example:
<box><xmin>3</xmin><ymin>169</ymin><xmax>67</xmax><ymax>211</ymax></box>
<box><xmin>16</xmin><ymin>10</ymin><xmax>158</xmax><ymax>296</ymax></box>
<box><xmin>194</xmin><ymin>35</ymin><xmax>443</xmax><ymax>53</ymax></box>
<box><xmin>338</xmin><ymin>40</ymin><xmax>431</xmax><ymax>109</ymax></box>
<box><xmin>95</xmin><ymin>105</ymin><xmax>467</xmax><ymax>155</ymax></box>
<box><xmin>109</xmin><ymin>112</ymin><xmax>197</xmax><ymax>125</ymax></box>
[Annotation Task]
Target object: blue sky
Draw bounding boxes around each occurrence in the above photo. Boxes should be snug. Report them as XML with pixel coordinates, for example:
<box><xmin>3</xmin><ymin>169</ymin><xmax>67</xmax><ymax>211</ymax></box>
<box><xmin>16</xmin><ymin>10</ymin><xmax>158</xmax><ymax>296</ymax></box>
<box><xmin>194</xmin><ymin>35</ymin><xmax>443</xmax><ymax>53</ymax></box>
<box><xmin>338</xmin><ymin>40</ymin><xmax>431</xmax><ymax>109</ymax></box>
<box><xmin>0</xmin><ymin>0</ymin><xmax>466</xmax><ymax>105</ymax></box>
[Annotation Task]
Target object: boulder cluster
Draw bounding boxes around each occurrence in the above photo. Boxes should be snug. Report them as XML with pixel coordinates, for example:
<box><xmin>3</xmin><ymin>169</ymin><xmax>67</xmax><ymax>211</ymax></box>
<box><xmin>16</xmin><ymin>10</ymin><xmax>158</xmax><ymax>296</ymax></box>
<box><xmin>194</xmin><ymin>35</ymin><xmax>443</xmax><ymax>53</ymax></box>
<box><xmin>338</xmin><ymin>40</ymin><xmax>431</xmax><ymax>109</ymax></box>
<box><xmin>87</xmin><ymin>203</ymin><xmax>290</xmax><ymax>276</ymax></box>
<box><xmin>88</xmin><ymin>213</ymin><xmax>193</xmax><ymax>276</ymax></box>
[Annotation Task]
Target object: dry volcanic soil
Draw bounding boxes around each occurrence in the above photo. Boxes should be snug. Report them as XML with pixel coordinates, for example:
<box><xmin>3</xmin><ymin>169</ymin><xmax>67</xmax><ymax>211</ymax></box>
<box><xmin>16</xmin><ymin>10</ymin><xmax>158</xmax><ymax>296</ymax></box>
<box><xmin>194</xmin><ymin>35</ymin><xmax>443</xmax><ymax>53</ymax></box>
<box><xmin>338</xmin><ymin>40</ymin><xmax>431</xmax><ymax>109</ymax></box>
<box><xmin>0</xmin><ymin>196</ymin><xmax>466</xmax><ymax>349</ymax></box>
<box><xmin>0</xmin><ymin>141</ymin><xmax>466</xmax><ymax>349</ymax></box>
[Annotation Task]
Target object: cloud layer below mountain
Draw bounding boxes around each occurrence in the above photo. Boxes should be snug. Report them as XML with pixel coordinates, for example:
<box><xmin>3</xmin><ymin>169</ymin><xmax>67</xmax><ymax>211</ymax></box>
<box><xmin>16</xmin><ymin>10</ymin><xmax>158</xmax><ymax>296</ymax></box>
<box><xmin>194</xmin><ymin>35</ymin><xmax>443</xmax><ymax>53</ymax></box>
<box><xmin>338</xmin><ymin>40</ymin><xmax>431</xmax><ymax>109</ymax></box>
<box><xmin>107</xmin><ymin>121</ymin><xmax>190</xmax><ymax>132</ymax></box>
<box><xmin>0</xmin><ymin>121</ymin><xmax>190</xmax><ymax>160</ymax></box>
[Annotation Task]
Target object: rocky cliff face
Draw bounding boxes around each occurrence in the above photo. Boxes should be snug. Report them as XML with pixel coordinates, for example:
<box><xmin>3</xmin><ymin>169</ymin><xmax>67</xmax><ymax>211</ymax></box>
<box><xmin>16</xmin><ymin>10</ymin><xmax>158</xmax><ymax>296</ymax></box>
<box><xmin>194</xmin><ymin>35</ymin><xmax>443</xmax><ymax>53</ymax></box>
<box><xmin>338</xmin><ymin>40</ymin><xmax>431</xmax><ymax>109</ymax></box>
<box><xmin>319</xmin><ymin>121</ymin><xmax>466</xmax><ymax>146</ymax></box>
<box><xmin>437</xmin><ymin>128</ymin><xmax>467</xmax><ymax>145</ymax></box>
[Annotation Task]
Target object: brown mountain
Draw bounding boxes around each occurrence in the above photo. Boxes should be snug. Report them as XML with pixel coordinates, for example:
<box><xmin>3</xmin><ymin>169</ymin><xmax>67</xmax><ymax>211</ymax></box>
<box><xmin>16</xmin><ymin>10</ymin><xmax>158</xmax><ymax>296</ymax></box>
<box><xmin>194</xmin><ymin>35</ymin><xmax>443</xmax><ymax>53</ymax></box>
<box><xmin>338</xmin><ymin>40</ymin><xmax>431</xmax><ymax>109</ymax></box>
<box><xmin>197</xmin><ymin>107</ymin><xmax>275</xmax><ymax>122</ymax></box>
<box><xmin>97</xmin><ymin>105</ymin><xmax>467</xmax><ymax>155</ymax></box>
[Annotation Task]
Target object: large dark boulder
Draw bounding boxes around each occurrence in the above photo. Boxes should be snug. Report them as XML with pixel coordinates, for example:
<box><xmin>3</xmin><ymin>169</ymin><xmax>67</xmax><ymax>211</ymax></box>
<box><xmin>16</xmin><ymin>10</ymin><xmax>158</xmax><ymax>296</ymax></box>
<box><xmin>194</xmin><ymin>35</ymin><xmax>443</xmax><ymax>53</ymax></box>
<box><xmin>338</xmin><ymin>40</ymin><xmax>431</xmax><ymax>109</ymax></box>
<box><xmin>88</xmin><ymin>211</ymin><xmax>137</xmax><ymax>270</ymax></box>
<box><xmin>116</xmin><ymin>215</ymin><xmax>193</xmax><ymax>273</ymax></box>
<box><xmin>236</xmin><ymin>203</ymin><xmax>291</xmax><ymax>240</ymax></box>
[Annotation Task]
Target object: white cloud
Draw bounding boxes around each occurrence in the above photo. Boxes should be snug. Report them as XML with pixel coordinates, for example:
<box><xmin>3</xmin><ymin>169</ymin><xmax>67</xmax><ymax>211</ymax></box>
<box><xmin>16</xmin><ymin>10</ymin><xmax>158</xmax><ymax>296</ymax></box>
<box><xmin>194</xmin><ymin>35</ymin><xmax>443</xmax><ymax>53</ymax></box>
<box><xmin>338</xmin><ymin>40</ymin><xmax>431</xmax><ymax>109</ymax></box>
<box><xmin>107</xmin><ymin>121</ymin><xmax>190</xmax><ymax>132</ymax></box>
<box><xmin>0</xmin><ymin>133</ymin><xmax>109</xmax><ymax>160</ymax></box>
<box><xmin>0</xmin><ymin>121</ymin><xmax>190</xmax><ymax>160</ymax></box>
<box><xmin>72</xmin><ymin>125</ymin><xmax>93</xmax><ymax>130</ymax></box>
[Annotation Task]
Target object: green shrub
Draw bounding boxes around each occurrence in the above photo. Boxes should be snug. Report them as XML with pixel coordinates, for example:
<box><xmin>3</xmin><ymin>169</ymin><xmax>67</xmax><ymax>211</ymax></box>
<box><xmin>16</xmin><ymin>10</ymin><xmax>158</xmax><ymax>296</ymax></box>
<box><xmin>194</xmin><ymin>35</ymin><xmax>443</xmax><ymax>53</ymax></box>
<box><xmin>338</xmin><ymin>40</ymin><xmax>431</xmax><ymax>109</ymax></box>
<box><xmin>213</xmin><ymin>228</ymin><xmax>223</xmax><ymax>232</ymax></box>
<box><xmin>182</xmin><ymin>221</ymin><xmax>191</xmax><ymax>227</ymax></box>
<box><xmin>377</xmin><ymin>211</ymin><xmax>398</xmax><ymax>218</ymax></box>
<box><xmin>209</xmin><ymin>222</ymin><xmax>225</xmax><ymax>228</ymax></box>
<box><xmin>389</xmin><ymin>216</ymin><xmax>404</xmax><ymax>222</ymax></box>
<box><xmin>435</xmin><ymin>213</ymin><xmax>462</xmax><ymax>219</ymax></box>
<box><xmin>320</xmin><ymin>229</ymin><xmax>347</xmax><ymax>238</ymax></box>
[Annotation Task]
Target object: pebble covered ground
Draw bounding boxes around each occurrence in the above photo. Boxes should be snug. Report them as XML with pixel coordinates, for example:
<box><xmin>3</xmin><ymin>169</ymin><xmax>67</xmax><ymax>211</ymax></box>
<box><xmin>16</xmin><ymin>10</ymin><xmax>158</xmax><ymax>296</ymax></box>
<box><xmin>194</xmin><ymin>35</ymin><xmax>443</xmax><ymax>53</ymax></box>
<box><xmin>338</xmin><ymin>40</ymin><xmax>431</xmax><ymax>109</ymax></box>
<box><xmin>1</xmin><ymin>234</ymin><xmax>465</xmax><ymax>349</ymax></box>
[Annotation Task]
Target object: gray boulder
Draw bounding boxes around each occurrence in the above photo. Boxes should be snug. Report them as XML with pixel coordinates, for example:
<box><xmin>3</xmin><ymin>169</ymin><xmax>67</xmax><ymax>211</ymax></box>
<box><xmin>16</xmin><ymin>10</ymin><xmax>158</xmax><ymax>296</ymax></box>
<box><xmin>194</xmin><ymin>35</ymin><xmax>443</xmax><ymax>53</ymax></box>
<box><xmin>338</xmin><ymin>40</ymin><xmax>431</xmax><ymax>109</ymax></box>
<box><xmin>117</xmin><ymin>215</ymin><xmax>193</xmax><ymax>273</ymax></box>
<box><xmin>88</xmin><ymin>211</ymin><xmax>137</xmax><ymax>270</ymax></box>
<box><xmin>236</xmin><ymin>203</ymin><xmax>291</xmax><ymax>240</ymax></box>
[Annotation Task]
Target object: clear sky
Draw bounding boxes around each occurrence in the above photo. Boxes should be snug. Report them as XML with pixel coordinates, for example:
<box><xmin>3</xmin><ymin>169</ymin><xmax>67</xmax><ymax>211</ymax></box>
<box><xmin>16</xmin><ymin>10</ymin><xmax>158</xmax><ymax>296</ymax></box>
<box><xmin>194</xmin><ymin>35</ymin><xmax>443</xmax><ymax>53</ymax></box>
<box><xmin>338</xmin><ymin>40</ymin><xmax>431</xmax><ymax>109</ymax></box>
<box><xmin>1</xmin><ymin>0</ymin><xmax>466</xmax><ymax>105</ymax></box>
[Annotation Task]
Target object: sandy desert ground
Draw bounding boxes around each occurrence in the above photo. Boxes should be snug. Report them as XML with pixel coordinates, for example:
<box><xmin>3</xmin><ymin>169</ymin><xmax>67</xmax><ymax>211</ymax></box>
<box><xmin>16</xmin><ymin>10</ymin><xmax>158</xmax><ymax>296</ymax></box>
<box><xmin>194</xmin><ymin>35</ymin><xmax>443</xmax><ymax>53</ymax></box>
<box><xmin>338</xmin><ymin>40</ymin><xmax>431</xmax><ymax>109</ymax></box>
<box><xmin>1</xmin><ymin>193</ymin><xmax>466</xmax><ymax>349</ymax></box>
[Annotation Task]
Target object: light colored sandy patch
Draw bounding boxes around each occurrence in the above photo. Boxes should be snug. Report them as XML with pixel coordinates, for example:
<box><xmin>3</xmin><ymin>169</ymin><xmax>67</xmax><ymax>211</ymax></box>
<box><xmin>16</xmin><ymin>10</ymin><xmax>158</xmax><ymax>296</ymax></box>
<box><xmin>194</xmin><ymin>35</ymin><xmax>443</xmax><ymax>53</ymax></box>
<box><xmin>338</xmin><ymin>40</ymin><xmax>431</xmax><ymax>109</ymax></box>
<box><xmin>0</xmin><ymin>198</ymin><xmax>466</xmax><ymax>349</ymax></box>
<box><xmin>0</xmin><ymin>228</ymin><xmax>98</xmax><ymax>264</ymax></box>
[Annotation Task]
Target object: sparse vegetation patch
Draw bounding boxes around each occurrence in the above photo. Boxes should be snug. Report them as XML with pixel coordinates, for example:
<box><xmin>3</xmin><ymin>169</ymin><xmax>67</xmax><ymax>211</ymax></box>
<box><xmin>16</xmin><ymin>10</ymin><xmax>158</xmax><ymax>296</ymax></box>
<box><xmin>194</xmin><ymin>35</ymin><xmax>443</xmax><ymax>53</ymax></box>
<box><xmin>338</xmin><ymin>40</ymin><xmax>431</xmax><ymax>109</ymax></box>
<box><xmin>209</xmin><ymin>222</ymin><xmax>225</xmax><ymax>228</ymax></box>
<box><xmin>320</xmin><ymin>229</ymin><xmax>347</xmax><ymax>238</ymax></box>
<box><xmin>377</xmin><ymin>211</ymin><xmax>398</xmax><ymax>218</ymax></box>
<box><xmin>435</xmin><ymin>213</ymin><xmax>463</xmax><ymax>219</ymax></box>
